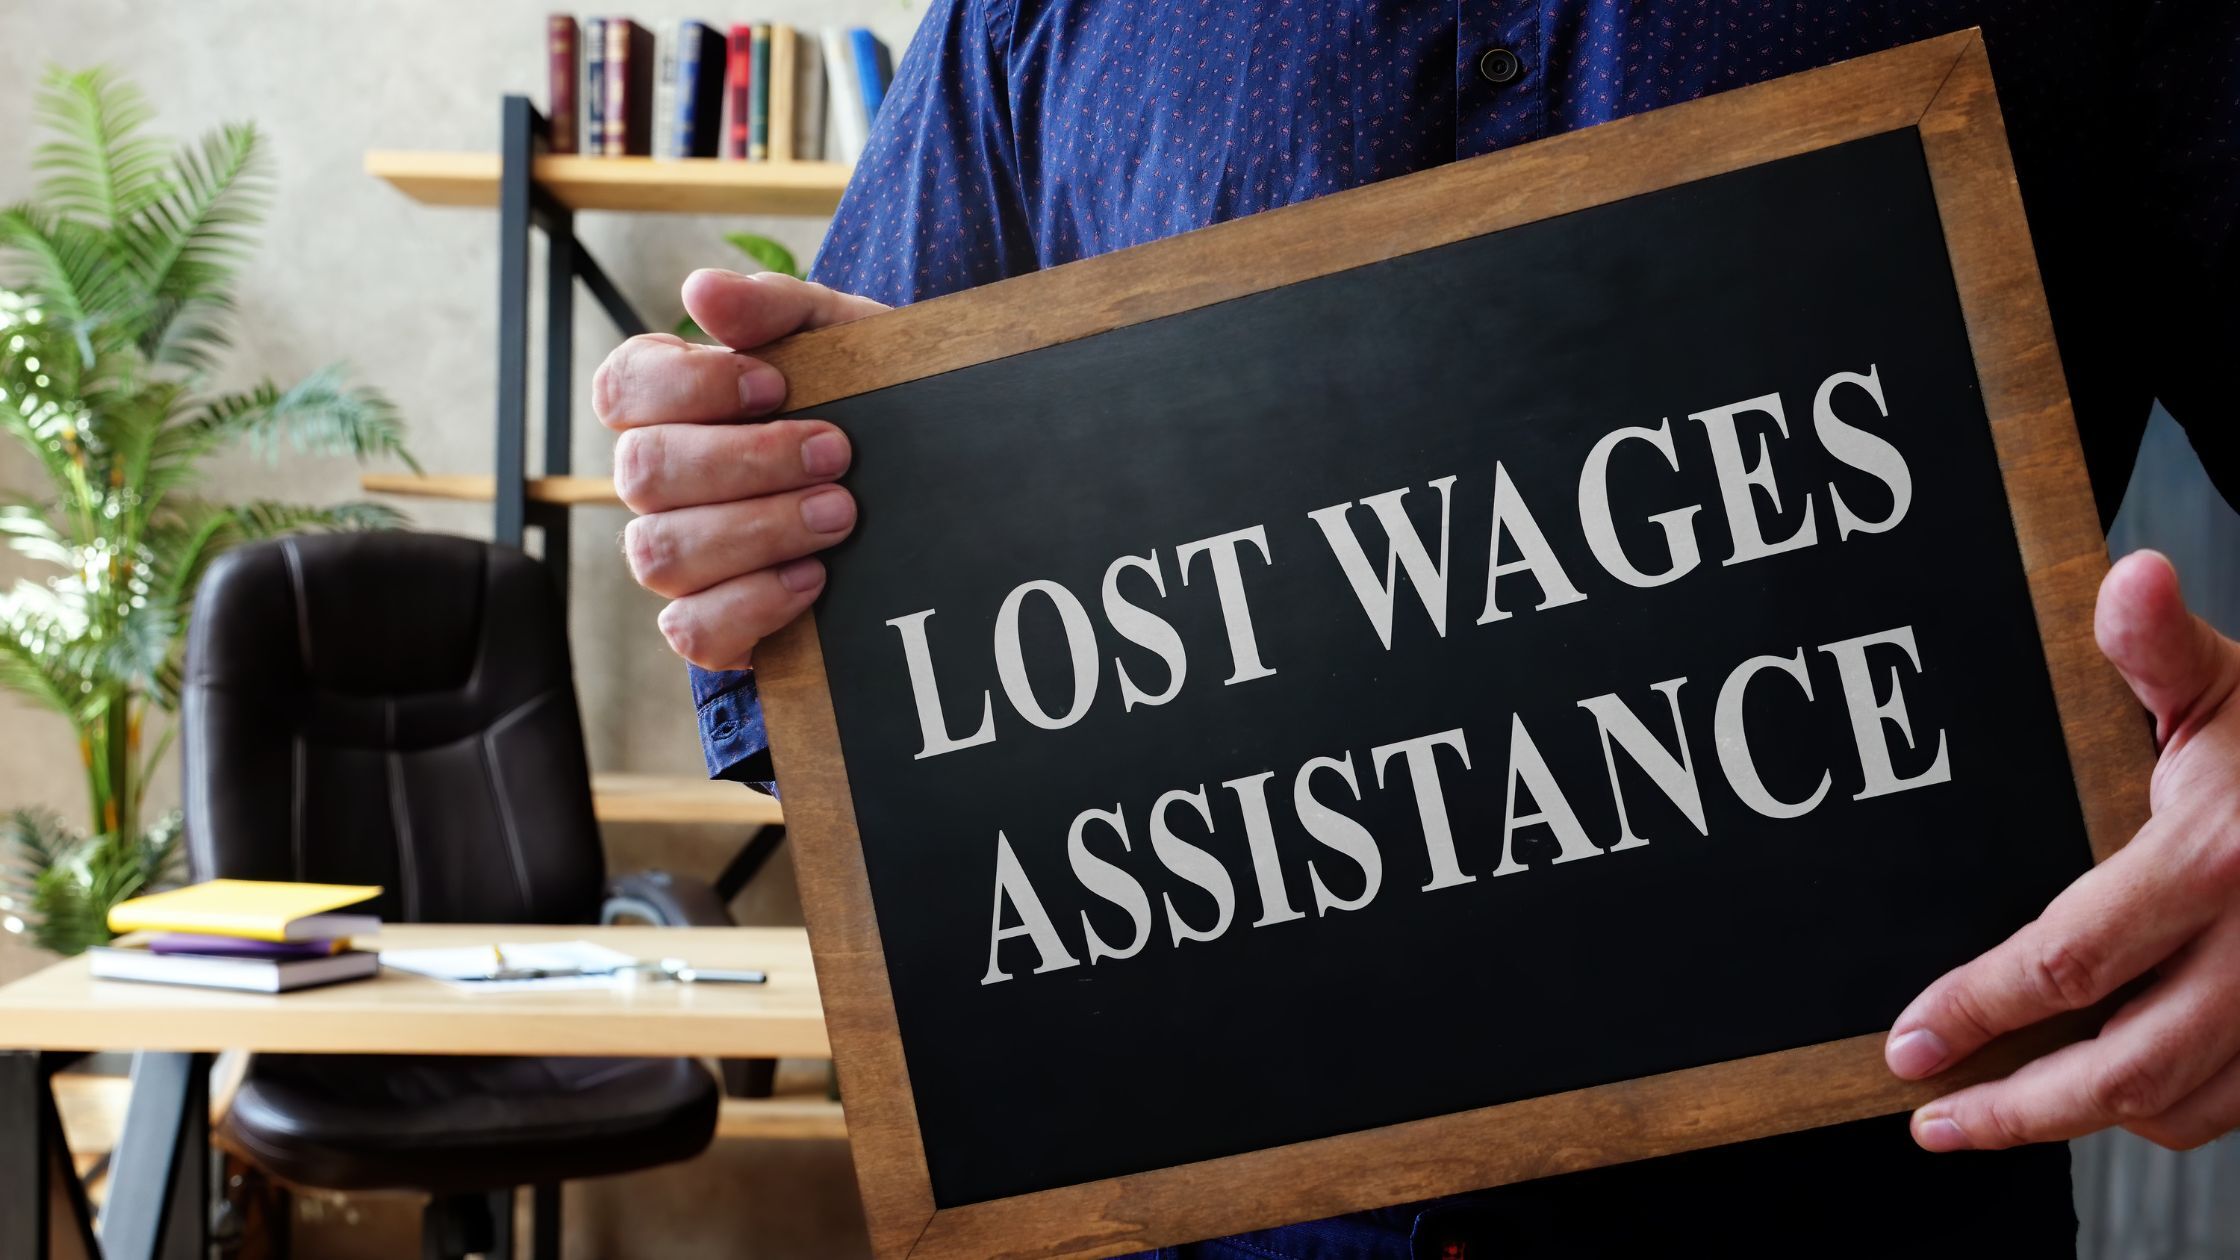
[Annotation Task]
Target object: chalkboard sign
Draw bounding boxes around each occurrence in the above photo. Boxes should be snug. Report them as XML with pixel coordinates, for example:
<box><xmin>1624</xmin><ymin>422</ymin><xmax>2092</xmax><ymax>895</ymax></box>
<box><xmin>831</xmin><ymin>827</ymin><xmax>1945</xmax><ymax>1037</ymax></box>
<box><xmin>754</xmin><ymin>31</ymin><xmax>2152</xmax><ymax>1260</ymax></box>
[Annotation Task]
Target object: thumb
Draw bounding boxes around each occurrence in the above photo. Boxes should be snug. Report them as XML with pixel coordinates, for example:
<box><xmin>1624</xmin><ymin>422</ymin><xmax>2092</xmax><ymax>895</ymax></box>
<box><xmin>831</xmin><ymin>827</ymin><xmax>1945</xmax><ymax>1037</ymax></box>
<box><xmin>2094</xmin><ymin>549</ymin><xmax>2235</xmax><ymax>743</ymax></box>
<box><xmin>681</xmin><ymin>269</ymin><xmax>888</xmax><ymax>353</ymax></box>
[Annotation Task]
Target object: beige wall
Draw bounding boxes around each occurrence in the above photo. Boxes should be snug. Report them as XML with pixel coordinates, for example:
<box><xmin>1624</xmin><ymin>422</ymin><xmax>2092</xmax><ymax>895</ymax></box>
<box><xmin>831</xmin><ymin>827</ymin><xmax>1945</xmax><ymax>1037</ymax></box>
<box><xmin>0</xmin><ymin>0</ymin><xmax>922</xmax><ymax>863</ymax></box>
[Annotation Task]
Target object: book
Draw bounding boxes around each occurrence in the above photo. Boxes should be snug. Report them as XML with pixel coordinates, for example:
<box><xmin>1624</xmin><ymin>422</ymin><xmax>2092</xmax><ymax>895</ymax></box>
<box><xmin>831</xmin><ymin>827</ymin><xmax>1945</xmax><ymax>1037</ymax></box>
<box><xmin>768</xmin><ymin>25</ymin><xmax>798</xmax><ymax>163</ymax></box>
<box><xmin>548</xmin><ymin>15</ymin><xmax>580</xmax><ymax>154</ymax></box>
<box><xmin>749</xmin><ymin>23</ymin><xmax>773</xmax><ymax>161</ymax></box>
<box><xmin>146</xmin><ymin>933</ymin><xmax>347</xmax><ymax>959</ymax></box>
<box><xmin>108</xmin><ymin>879</ymin><xmax>382</xmax><ymax>943</ymax></box>
<box><xmin>823</xmin><ymin>27</ymin><xmax>865</xmax><ymax>164</ymax></box>
<box><xmin>676</xmin><ymin>19</ymin><xmax>726</xmax><ymax>157</ymax></box>
<box><xmin>850</xmin><ymin>28</ymin><xmax>890</xmax><ymax>128</ymax></box>
<box><xmin>91</xmin><ymin>945</ymin><xmax>379</xmax><ymax>994</ymax></box>
<box><xmin>722</xmin><ymin>24</ymin><xmax>754</xmax><ymax>159</ymax></box>
<box><xmin>604</xmin><ymin>18</ymin><xmax>655</xmax><ymax>156</ymax></box>
<box><xmin>584</xmin><ymin>16</ymin><xmax>607</xmax><ymax>153</ymax></box>
<box><xmin>794</xmin><ymin>26</ymin><xmax>827</xmax><ymax>161</ymax></box>
<box><xmin>653</xmin><ymin>19</ymin><xmax>682</xmax><ymax>159</ymax></box>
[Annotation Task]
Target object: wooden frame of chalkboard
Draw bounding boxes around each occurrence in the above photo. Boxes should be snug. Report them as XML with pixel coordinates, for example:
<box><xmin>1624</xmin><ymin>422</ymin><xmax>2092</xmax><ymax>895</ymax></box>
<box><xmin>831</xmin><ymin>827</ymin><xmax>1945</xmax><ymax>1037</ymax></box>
<box><xmin>752</xmin><ymin>29</ymin><xmax>2154</xmax><ymax>1260</ymax></box>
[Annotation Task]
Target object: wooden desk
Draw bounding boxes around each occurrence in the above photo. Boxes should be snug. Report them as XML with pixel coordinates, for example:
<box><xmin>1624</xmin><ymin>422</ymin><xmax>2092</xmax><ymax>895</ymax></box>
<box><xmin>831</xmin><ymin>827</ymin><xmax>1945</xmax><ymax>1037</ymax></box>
<box><xmin>0</xmin><ymin>925</ymin><xmax>830</xmax><ymax>1260</ymax></box>
<box><xmin>0</xmin><ymin>925</ymin><xmax>827</xmax><ymax>1059</ymax></box>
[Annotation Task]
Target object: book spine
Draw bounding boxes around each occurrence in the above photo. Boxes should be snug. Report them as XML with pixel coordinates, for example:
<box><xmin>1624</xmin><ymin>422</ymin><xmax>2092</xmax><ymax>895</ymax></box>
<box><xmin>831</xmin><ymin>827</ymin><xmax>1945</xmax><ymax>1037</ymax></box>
<box><xmin>583</xmin><ymin>17</ymin><xmax>607</xmax><ymax>155</ymax></box>
<box><xmin>748</xmin><ymin>24</ymin><xmax>772</xmax><ymax>162</ymax></box>
<box><xmin>822</xmin><ymin>27</ymin><xmax>863</xmax><ymax>164</ymax></box>
<box><xmin>796</xmin><ymin>28</ymin><xmax>826</xmax><ymax>162</ymax></box>
<box><xmin>625</xmin><ymin>20</ymin><xmax>655</xmax><ymax>156</ymax></box>
<box><xmin>768</xmin><ymin>26</ymin><xmax>797</xmax><ymax>164</ymax></box>
<box><xmin>653</xmin><ymin>21</ymin><xmax>682</xmax><ymax>159</ymax></box>
<box><xmin>602</xmin><ymin>19</ymin><xmax>627</xmax><ymax>155</ymax></box>
<box><xmin>723</xmin><ymin>24</ymin><xmax>754</xmax><ymax>160</ymax></box>
<box><xmin>851</xmin><ymin>29</ymin><xmax>886</xmax><ymax>127</ymax></box>
<box><xmin>548</xmin><ymin>16</ymin><xmax>579</xmax><ymax>154</ymax></box>
<box><xmin>691</xmin><ymin>24</ymin><xmax>727</xmax><ymax>157</ymax></box>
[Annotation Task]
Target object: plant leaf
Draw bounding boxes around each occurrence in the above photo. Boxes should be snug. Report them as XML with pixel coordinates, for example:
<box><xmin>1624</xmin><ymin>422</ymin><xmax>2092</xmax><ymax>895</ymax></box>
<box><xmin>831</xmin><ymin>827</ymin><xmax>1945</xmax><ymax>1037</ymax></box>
<box><xmin>32</xmin><ymin>67</ymin><xmax>169</xmax><ymax>231</ymax></box>
<box><xmin>723</xmin><ymin>232</ymin><xmax>801</xmax><ymax>278</ymax></box>
<box><xmin>0</xmin><ymin>207</ymin><xmax>137</xmax><ymax>365</ymax></box>
<box><xmin>157</xmin><ymin>367</ymin><xmax>419</xmax><ymax>480</ymax></box>
<box><xmin>123</xmin><ymin>123</ymin><xmax>267</xmax><ymax>358</ymax></box>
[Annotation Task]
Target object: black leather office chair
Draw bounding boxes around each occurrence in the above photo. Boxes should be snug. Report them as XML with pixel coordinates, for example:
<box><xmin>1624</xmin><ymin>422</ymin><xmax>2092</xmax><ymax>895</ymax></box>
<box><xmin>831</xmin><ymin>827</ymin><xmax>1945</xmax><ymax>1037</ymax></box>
<box><xmin>182</xmin><ymin>533</ymin><xmax>723</xmax><ymax>1259</ymax></box>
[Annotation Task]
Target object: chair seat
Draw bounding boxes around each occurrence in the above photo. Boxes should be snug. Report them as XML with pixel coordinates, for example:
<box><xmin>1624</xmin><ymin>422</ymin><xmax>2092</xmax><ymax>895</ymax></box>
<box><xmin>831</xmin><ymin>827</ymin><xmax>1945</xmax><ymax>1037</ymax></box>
<box><xmin>223</xmin><ymin>1053</ymin><xmax>719</xmax><ymax>1194</ymax></box>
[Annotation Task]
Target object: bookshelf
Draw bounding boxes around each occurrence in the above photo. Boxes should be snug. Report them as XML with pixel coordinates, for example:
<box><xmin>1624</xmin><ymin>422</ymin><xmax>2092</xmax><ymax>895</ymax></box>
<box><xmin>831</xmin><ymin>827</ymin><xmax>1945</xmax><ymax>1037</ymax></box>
<box><xmin>360</xmin><ymin>471</ymin><xmax>621</xmax><ymax>507</ymax></box>
<box><xmin>591</xmin><ymin>773</ymin><xmax>785</xmax><ymax>827</ymax></box>
<box><xmin>365</xmin><ymin>151</ymin><xmax>851</xmax><ymax>216</ymax></box>
<box><xmin>364</xmin><ymin>98</ymin><xmax>821</xmax><ymax>859</ymax></box>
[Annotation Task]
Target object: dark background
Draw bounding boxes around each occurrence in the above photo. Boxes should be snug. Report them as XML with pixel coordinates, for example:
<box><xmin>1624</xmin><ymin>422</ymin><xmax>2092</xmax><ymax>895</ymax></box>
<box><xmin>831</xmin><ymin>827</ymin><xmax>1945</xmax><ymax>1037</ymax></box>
<box><xmin>805</xmin><ymin>130</ymin><xmax>2094</xmax><ymax>1207</ymax></box>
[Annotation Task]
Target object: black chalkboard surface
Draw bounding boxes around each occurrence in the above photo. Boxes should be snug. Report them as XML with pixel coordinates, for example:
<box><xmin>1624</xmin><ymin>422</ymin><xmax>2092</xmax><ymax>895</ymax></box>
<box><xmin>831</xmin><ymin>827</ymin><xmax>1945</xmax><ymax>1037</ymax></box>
<box><xmin>752</xmin><ymin>32</ymin><xmax>2152</xmax><ymax>1260</ymax></box>
<box><xmin>816</xmin><ymin>127</ymin><xmax>2077</xmax><ymax>1206</ymax></box>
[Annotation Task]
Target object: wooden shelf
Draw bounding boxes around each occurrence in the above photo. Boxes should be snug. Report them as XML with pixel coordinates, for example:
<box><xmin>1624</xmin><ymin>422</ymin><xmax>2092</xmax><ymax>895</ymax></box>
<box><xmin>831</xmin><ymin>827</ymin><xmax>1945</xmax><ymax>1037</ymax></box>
<box><xmin>593</xmin><ymin>773</ymin><xmax>784</xmax><ymax>827</ymax></box>
<box><xmin>361</xmin><ymin>472</ymin><xmax>622</xmax><ymax>507</ymax></box>
<box><xmin>365</xmin><ymin>151</ymin><xmax>851</xmax><ymax>216</ymax></box>
<box><xmin>716</xmin><ymin>1094</ymin><xmax>846</xmax><ymax>1141</ymax></box>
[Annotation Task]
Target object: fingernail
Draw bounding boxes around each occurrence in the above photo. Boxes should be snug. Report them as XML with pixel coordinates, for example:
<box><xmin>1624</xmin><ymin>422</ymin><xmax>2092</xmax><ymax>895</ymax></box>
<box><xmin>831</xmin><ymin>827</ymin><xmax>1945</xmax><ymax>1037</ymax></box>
<box><xmin>800</xmin><ymin>488</ymin><xmax>855</xmax><ymax>534</ymax></box>
<box><xmin>801</xmin><ymin>431</ymin><xmax>850</xmax><ymax>477</ymax></box>
<box><xmin>739</xmin><ymin>363</ymin><xmax>787</xmax><ymax>414</ymax></box>
<box><xmin>1886</xmin><ymin>1029</ymin><xmax>1951</xmax><ymax>1080</ymax></box>
<box><xmin>777</xmin><ymin>557</ymin><xmax>825</xmax><ymax>593</ymax></box>
<box><xmin>1914</xmin><ymin>1114</ymin><xmax>1973</xmax><ymax>1152</ymax></box>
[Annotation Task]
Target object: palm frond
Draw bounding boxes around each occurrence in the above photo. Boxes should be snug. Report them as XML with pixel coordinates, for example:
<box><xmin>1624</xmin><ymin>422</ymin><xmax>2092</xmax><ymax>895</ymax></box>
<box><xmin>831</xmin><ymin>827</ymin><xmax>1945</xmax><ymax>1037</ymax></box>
<box><xmin>134</xmin><ymin>810</ymin><xmax>186</xmax><ymax>890</ymax></box>
<box><xmin>101</xmin><ymin>597</ymin><xmax>179</xmax><ymax>699</ymax></box>
<box><xmin>0</xmin><ymin>602</ymin><xmax>87</xmax><ymax>719</ymax></box>
<box><xmin>146</xmin><ymin>293</ymin><xmax>235</xmax><ymax>371</ymax></box>
<box><xmin>32</xmin><ymin>67</ymin><xmax>169</xmax><ymax>230</ymax></box>
<box><xmin>0</xmin><ymin>498</ymin><xmax>71</xmax><ymax>568</ymax></box>
<box><xmin>1</xmin><ymin>806</ymin><xmax>79</xmax><ymax>887</ymax></box>
<box><xmin>230</xmin><ymin>499</ymin><xmax>404</xmax><ymax>537</ymax></box>
<box><xmin>0</xmin><ymin>207</ymin><xmax>137</xmax><ymax>365</ymax></box>
<box><xmin>124</xmin><ymin>123</ymin><xmax>267</xmax><ymax>356</ymax></box>
<box><xmin>156</xmin><ymin>367</ymin><xmax>420</xmax><ymax>478</ymax></box>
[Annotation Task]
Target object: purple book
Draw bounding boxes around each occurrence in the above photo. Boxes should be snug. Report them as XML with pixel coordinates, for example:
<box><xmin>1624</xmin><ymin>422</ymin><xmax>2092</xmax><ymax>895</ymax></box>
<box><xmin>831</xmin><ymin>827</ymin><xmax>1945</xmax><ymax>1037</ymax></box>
<box><xmin>145</xmin><ymin>934</ymin><xmax>344</xmax><ymax>960</ymax></box>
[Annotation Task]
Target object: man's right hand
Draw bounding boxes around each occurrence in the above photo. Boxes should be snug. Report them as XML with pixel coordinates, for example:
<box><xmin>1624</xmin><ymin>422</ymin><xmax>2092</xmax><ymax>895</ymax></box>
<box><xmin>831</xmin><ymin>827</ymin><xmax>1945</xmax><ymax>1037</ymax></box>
<box><xmin>595</xmin><ymin>268</ymin><xmax>889</xmax><ymax>671</ymax></box>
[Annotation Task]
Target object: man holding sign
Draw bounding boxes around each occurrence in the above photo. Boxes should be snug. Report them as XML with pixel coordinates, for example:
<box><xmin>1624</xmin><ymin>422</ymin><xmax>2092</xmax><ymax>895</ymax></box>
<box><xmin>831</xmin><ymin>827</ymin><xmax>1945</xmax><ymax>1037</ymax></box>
<box><xmin>598</xmin><ymin>3</ymin><xmax>2236</xmax><ymax>1255</ymax></box>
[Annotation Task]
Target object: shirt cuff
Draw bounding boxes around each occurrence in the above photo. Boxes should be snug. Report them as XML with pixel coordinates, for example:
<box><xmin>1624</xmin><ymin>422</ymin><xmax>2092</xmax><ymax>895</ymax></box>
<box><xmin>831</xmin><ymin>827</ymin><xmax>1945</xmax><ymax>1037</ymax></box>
<box><xmin>690</xmin><ymin>664</ymin><xmax>776</xmax><ymax>792</ymax></box>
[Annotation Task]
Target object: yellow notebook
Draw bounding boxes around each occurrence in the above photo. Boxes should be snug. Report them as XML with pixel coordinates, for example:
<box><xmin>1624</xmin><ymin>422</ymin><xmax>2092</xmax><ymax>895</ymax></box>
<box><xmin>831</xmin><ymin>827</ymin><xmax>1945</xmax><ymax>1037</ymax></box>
<box><xmin>107</xmin><ymin>880</ymin><xmax>383</xmax><ymax>943</ymax></box>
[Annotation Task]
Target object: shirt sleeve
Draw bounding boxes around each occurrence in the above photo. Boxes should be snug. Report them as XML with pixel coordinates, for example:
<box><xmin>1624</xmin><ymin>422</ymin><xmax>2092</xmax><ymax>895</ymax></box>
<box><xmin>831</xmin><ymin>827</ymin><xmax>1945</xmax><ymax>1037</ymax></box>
<box><xmin>692</xmin><ymin>0</ymin><xmax>1038</xmax><ymax>790</ymax></box>
<box><xmin>2134</xmin><ymin>0</ymin><xmax>2240</xmax><ymax>508</ymax></box>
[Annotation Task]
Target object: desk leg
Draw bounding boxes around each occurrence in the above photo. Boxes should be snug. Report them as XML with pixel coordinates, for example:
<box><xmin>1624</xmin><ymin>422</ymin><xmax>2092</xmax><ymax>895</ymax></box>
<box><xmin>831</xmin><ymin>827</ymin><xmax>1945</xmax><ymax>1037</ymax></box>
<box><xmin>3</xmin><ymin>1050</ymin><xmax>102</xmax><ymax>1260</ymax></box>
<box><xmin>100</xmin><ymin>1051</ymin><xmax>210</xmax><ymax>1260</ymax></box>
<box><xmin>3</xmin><ymin>1050</ymin><xmax>50</xmax><ymax>1258</ymax></box>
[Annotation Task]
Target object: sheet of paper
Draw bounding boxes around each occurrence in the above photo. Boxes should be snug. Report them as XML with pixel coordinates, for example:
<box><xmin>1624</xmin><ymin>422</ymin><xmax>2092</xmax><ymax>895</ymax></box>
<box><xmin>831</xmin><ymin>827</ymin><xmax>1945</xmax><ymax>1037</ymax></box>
<box><xmin>377</xmin><ymin>940</ymin><xmax>638</xmax><ymax>990</ymax></box>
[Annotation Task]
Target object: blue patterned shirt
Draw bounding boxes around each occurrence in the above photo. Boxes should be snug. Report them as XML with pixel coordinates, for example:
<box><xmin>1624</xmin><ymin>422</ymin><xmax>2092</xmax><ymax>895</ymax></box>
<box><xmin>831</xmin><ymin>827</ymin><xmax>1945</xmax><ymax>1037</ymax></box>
<box><xmin>689</xmin><ymin>4</ymin><xmax>2235</xmax><ymax>1250</ymax></box>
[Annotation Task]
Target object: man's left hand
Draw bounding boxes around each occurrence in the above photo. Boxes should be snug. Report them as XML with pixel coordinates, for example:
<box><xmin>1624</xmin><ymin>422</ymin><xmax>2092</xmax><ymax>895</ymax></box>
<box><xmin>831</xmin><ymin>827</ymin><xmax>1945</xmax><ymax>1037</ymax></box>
<box><xmin>1885</xmin><ymin>549</ymin><xmax>2240</xmax><ymax>1152</ymax></box>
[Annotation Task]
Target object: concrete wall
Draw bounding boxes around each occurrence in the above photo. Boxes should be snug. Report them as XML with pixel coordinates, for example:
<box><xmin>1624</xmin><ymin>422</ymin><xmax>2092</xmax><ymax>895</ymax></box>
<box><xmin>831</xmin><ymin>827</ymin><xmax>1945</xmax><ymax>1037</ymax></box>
<box><xmin>0</xmin><ymin>0</ymin><xmax>922</xmax><ymax>920</ymax></box>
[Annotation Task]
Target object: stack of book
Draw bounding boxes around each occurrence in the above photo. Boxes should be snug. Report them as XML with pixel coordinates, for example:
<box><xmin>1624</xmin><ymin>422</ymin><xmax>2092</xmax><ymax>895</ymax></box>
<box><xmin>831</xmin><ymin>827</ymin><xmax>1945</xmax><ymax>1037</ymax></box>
<box><xmin>546</xmin><ymin>15</ymin><xmax>895</xmax><ymax>165</ymax></box>
<box><xmin>91</xmin><ymin>880</ymin><xmax>384</xmax><ymax>993</ymax></box>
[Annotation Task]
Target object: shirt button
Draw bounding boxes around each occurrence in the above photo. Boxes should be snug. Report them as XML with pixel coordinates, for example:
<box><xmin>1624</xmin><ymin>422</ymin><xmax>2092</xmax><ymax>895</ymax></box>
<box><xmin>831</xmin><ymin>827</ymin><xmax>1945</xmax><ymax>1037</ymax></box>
<box><xmin>1478</xmin><ymin>46</ymin><xmax>1523</xmax><ymax>85</ymax></box>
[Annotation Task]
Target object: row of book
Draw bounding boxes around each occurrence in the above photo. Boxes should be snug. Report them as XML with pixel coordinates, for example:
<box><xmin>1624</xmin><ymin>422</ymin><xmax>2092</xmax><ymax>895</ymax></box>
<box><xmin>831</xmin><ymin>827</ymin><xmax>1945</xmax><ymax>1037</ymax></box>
<box><xmin>547</xmin><ymin>16</ymin><xmax>894</xmax><ymax>165</ymax></box>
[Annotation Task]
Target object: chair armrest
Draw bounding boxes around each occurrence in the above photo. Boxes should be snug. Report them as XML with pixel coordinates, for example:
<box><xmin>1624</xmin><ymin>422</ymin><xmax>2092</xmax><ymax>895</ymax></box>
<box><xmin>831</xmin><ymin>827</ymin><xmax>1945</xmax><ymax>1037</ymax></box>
<box><xmin>601</xmin><ymin>870</ymin><xmax>735</xmax><ymax>927</ymax></box>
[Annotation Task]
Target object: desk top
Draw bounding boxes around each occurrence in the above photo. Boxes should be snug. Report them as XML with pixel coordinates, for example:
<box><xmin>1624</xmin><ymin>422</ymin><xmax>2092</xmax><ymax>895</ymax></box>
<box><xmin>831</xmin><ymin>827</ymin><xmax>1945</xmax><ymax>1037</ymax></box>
<box><xmin>0</xmin><ymin>925</ymin><xmax>827</xmax><ymax>1059</ymax></box>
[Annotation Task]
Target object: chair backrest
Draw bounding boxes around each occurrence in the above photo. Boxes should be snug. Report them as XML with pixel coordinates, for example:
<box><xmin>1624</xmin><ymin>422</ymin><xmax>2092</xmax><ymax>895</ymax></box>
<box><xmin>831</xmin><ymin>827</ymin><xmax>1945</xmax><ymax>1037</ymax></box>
<box><xmin>181</xmin><ymin>532</ymin><xmax>605</xmax><ymax>925</ymax></box>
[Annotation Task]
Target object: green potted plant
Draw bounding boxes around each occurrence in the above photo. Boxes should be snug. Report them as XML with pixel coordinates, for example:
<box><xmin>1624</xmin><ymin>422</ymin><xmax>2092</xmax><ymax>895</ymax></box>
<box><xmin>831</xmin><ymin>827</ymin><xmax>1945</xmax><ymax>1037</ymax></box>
<box><xmin>0</xmin><ymin>67</ymin><xmax>417</xmax><ymax>955</ymax></box>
